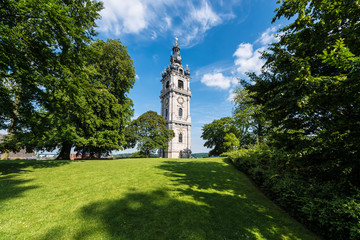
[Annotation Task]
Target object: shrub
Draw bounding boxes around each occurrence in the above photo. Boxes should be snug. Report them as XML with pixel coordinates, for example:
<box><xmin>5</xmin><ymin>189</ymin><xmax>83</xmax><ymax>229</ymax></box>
<box><xmin>130</xmin><ymin>151</ymin><xmax>147</xmax><ymax>158</ymax></box>
<box><xmin>224</xmin><ymin>144</ymin><xmax>360</xmax><ymax>240</ymax></box>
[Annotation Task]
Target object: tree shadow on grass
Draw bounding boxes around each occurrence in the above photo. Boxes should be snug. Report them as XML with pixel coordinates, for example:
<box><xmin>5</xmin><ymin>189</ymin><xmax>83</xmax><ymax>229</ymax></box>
<box><xmin>0</xmin><ymin>160</ymin><xmax>70</xmax><ymax>175</ymax></box>
<box><xmin>0</xmin><ymin>175</ymin><xmax>38</xmax><ymax>203</ymax></box>
<box><xmin>69</xmin><ymin>159</ymin><xmax>317</xmax><ymax>240</ymax></box>
<box><xmin>0</xmin><ymin>160</ymin><xmax>70</xmax><ymax>203</ymax></box>
<box><xmin>155</xmin><ymin>160</ymin><xmax>317</xmax><ymax>239</ymax></box>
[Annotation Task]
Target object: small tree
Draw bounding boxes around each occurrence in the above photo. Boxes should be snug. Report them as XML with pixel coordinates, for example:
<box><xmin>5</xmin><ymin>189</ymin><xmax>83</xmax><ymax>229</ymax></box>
<box><xmin>127</xmin><ymin>111</ymin><xmax>174</xmax><ymax>158</ymax></box>
<box><xmin>201</xmin><ymin>117</ymin><xmax>238</xmax><ymax>156</ymax></box>
<box><xmin>232</xmin><ymin>87</ymin><xmax>268</xmax><ymax>144</ymax></box>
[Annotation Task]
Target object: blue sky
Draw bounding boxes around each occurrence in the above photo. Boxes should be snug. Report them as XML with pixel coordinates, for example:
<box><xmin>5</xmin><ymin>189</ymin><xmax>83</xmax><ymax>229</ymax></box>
<box><xmin>96</xmin><ymin>0</ymin><xmax>286</xmax><ymax>153</ymax></box>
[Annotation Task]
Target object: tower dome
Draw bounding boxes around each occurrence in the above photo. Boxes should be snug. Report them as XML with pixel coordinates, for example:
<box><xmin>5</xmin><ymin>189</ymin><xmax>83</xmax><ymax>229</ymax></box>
<box><xmin>185</xmin><ymin>64</ymin><xmax>190</xmax><ymax>76</ymax></box>
<box><xmin>170</xmin><ymin>37</ymin><xmax>182</xmax><ymax>65</ymax></box>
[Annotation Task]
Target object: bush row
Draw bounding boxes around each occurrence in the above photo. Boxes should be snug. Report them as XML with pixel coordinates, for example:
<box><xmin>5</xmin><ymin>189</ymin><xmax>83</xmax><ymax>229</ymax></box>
<box><xmin>223</xmin><ymin>145</ymin><xmax>360</xmax><ymax>240</ymax></box>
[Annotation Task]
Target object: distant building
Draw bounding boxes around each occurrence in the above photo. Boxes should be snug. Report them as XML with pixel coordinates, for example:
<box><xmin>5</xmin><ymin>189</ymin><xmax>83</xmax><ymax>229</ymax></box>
<box><xmin>159</xmin><ymin>38</ymin><xmax>192</xmax><ymax>158</ymax></box>
<box><xmin>0</xmin><ymin>134</ymin><xmax>36</xmax><ymax>159</ymax></box>
<box><xmin>37</xmin><ymin>153</ymin><xmax>58</xmax><ymax>160</ymax></box>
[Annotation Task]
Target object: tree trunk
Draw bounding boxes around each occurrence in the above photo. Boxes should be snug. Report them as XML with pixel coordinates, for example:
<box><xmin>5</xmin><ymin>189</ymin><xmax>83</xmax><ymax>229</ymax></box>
<box><xmin>2</xmin><ymin>98</ymin><xmax>20</xmax><ymax>160</ymax></box>
<box><xmin>257</xmin><ymin>123</ymin><xmax>263</xmax><ymax>143</ymax></box>
<box><xmin>1</xmin><ymin>152</ymin><xmax>9</xmax><ymax>160</ymax></box>
<box><xmin>56</xmin><ymin>142</ymin><xmax>72</xmax><ymax>160</ymax></box>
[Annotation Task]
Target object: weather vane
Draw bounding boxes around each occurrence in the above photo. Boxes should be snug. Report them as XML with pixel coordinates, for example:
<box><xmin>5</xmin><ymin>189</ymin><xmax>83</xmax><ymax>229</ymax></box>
<box><xmin>175</xmin><ymin>37</ymin><xmax>178</xmax><ymax>45</ymax></box>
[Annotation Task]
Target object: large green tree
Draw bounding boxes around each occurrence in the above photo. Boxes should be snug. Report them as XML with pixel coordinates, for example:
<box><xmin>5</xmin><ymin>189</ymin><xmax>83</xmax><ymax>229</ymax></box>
<box><xmin>0</xmin><ymin>0</ymin><xmax>103</xmax><ymax>158</ymax></box>
<box><xmin>127</xmin><ymin>111</ymin><xmax>174</xmax><ymax>158</ymax></box>
<box><xmin>35</xmin><ymin>39</ymin><xmax>136</xmax><ymax>160</ymax></box>
<box><xmin>72</xmin><ymin>39</ymin><xmax>136</xmax><ymax>159</ymax></box>
<box><xmin>245</xmin><ymin>0</ymin><xmax>360</xmax><ymax>184</ymax></box>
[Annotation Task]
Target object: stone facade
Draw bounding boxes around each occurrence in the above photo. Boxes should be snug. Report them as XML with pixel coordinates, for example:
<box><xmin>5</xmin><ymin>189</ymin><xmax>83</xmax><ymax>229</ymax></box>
<box><xmin>159</xmin><ymin>39</ymin><xmax>192</xmax><ymax>158</ymax></box>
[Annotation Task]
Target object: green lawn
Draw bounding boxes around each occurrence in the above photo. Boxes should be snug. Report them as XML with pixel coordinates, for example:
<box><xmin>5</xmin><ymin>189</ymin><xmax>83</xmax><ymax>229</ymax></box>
<box><xmin>0</xmin><ymin>158</ymin><xmax>319</xmax><ymax>240</ymax></box>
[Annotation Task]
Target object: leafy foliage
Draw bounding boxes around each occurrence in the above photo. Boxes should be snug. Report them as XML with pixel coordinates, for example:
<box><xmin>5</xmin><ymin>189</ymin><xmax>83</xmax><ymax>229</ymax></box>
<box><xmin>0</xmin><ymin>0</ymin><xmax>104</xmax><ymax>158</ymax></box>
<box><xmin>232</xmin><ymin>87</ymin><xmax>268</xmax><ymax>144</ymax></box>
<box><xmin>126</xmin><ymin>111</ymin><xmax>175</xmax><ymax>158</ymax></box>
<box><xmin>201</xmin><ymin>117</ymin><xmax>239</xmax><ymax>156</ymax></box>
<box><xmin>225</xmin><ymin>1</ymin><xmax>360</xmax><ymax>239</ymax></box>
<box><xmin>0</xmin><ymin>0</ymin><xmax>135</xmax><ymax>160</ymax></box>
<box><xmin>226</xmin><ymin>0</ymin><xmax>360</xmax><ymax>239</ymax></box>
<box><xmin>0</xmin><ymin>0</ymin><xmax>102</xmax><ymax>132</ymax></box>
<box><xmin>73</xmin><ymin>39</ymin><xmax>136</xmax><ymax>158</ymax></box>
<box><xmin>223</xmin><ymin>133</ymin><xmax>239</xmax><ymax>151</ymax></box>
<box><xmin>224</xmin><ymin>145</ymin><xmax>360</xmax><ymax>240</ymax></box>
<box><xmin>244</xmin><ymin>0</ymin><xmax>360</xmax><ymax>185</ymax></box>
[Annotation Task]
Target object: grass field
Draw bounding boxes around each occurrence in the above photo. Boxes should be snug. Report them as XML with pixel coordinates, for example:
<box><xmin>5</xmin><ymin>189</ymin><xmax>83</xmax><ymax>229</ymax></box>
<box><xmin>0</xmin><ymin>158</ymin><xmax>319</xmax><ymax>240</ymax></box>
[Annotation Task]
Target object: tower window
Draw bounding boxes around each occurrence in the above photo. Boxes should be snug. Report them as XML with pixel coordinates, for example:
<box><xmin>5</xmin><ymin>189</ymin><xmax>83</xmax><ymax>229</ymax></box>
<box><xmin>179</xmin><ymin>133</ymin><xmax>183</xmax><ymax>143</ymax></box>
<box><xmin>165</xmin><ymin>109</ymin><xmax>168</xmax><ymax>118</ymax></box>
<box><xmin>166</xmin><ymin>81</ymin><xmax>169</xmax><ymax>88</ymax></box>
<box><xmin>179</xmin><ymin>108</ymin><xmax>183</xmax><ymax>117</ymax></box>
<box><xmin>179</xmin><ymin>69</ymin><xmax>183</xmax><ymax>74</ymax></box>
<box><xmin>178</xmin><ymin>80</ymin><xmax>184</xmax><ymax>89</ymax></box>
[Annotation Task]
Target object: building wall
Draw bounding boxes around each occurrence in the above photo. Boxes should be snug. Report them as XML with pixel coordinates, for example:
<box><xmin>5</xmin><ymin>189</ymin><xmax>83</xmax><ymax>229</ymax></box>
<box><xmin>160</xmin><ymin>72</ymin><xmax>192</xmax><ymax>158</ymax></box>
<box><xmin>160</xmin><ymin>41</ymin><xmax>192</xmax><ymax>158</ymax></box>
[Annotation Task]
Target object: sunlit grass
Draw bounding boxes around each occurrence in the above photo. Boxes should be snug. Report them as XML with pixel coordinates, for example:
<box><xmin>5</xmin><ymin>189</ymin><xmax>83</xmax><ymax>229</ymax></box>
<box><xmin>0</xmin><ymin>158</ymin><xmax>319</xmax><ymax>239</ymax></box>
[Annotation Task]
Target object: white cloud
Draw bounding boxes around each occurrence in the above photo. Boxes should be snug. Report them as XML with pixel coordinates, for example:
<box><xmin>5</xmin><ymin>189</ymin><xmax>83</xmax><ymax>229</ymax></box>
<box><xmin>233</xmin><ymin>26</ymin><xmax>280</xmax><ymax>76</ymax></box>
<box><xmin>201</xmin><ymin>72</ymin><xmax>236</xmax><ymax>90</ymax></box>
<box><xmin>256</xmin><ymin>26</ymin><xmax>279</xmax><ymax>45</ymax></box>
<box><xmin>190</xmin><ymin>1</ymin><xmax>221</xmax><ymax>26</ymax></box>
<box><xmin>176</xmin><ymin>0</ymin><xmax>224</xmax><ymax>47</ymax></box>
<box><xmin>233</xmin><ymin>44</ymin><xmax>266</xmax><ymax>75</ymax></box>
<box><xmin>99</xmin><ymin>0</ymin><xmax>147</xmax><ymax>34</ymax></box>
<box><xmin>97</xmin><ymin>0</ymin><xmax>239</xmax><ymax>47</ymax></box>
<box><xmin>233</xmin><ymin>43</ymin><xmax>253</xmax><ymax>59</ymax></box>
<box><xmin>197</xmin><ymin>26</ymin><xmax>280</xmax><ymax>101</ymax></box>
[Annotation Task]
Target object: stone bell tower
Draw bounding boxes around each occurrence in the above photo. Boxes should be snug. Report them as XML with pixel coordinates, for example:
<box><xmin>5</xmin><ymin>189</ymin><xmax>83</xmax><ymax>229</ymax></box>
<box><xmin>159</xmin><ymin>38</ymin><xmax>192</xmax><ymax>158</ymax></box>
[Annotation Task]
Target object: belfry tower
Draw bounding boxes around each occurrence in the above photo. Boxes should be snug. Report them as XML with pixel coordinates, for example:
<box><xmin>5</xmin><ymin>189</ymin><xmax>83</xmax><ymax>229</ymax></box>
<box><xmin>159</xmin><ymin>38</ymin><xmax>192</xmax><ymax>158</ymax></box>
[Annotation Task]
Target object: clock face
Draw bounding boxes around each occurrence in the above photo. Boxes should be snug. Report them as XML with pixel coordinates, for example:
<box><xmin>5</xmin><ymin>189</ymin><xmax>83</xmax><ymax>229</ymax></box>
<box><xmin>165</xmin><ymin>98</ymin><xmax>169</xmax><ymax>104</ymax></box>
<box><xmin>177</xmin><ymin>97</ymin><xmax>184</xmax><ymax>104</ymax></box>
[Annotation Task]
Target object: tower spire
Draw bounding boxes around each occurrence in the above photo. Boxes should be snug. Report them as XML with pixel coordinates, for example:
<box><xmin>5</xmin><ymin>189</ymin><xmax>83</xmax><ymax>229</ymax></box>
<box><xmin>171</xmin><ymin>37</ymin><xmax>182</xmax><ymax>65</ymax></box>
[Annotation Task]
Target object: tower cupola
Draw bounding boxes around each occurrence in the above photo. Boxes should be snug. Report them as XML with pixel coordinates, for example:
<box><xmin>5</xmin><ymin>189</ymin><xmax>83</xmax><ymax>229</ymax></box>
<box><xmin>170</xmin><ymin>37</ymin><xmax>182</xmax><ymax>65</ymax></box>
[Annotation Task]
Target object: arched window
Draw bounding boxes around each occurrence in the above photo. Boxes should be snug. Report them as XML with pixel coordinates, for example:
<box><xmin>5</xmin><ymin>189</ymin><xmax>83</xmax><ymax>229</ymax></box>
<box><xmin>166</xmin><ymin>81</ymin><xmax>169</xmax><ymax>88</ymax></box>
<box><xmin>178</xmin><ymin>80</ymin><xmax>184</xmax><ymax>89</ymax></box>
<box><xmin>165</xmin><ymin>109</ymin><xmax>168</xmax><ymax>118</ymax></box>
<box><xmin>179</xmin><ymin>133</ymin><xmax>183</xmax><ymax>143</ymax></box>
<box><xmin>179</xmin><ymin>108</ymin><xmax>183</xmax><ymax>117</ymax></box>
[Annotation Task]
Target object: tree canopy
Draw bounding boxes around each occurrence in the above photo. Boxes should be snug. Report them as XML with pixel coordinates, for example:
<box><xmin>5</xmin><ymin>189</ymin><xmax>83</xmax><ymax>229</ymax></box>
<box><xmin>0</xmin><ymin>0</ymin><xmax>102</xmax><ymax>130</ymax></box>
<box><xmin>126</xmin><ymin>111</ymin><xmax>175</xmax><ymax>158</ymax></box>
<box><xmin>0</xmin><ymin>1</ymin><xmax>136</xmax><ymax>160</ymax></box>
<box><xmin>72</xmin><ymin>39</ymin><xmax>136</xmax><ymax>159</ymax></box>
<box><xmin>201</xmin><ymin>117</ymin><xmax>239</xmax><ymax>156</ymax></box>
<box><xmin>243</xmin><ymin>0</ymin><xmax>360</xmax><ymax>184</ymax></box>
